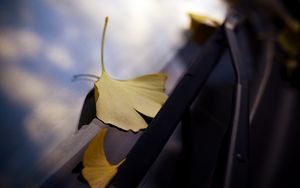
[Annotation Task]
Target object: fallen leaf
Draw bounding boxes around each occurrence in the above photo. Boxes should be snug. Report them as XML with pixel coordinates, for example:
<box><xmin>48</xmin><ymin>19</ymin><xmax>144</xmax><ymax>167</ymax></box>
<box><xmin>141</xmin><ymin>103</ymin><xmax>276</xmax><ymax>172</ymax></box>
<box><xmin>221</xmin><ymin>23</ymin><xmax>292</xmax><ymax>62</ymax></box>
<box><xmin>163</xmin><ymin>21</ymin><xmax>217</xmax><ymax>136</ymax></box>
<box><xmin>277</xmin><ymin>27</ymin><xmax>300</xmax><ymax>57</ymax></box>
<box><xmin>188</xmin><ymin>13</ymin><xmax>221</xmax><ymax>44</ymax></box>
<box><xmin>277</xmin><ymin>26</ymin><xmax>300</xmax><ymax>87</ymax></box>
<box><xmin>82</xmin><ymin>128</ymin><xmax>125</xmax><ymax>188</ymax></box>
<box><xmin>94</xmin><ymin>17</ymin><xmax>168</xmax><ymax>132</ymax></box>
<box><xmin>189</xmin><ymin>13</ymin><xmax>221</xmax><ymax>27</ymax></box>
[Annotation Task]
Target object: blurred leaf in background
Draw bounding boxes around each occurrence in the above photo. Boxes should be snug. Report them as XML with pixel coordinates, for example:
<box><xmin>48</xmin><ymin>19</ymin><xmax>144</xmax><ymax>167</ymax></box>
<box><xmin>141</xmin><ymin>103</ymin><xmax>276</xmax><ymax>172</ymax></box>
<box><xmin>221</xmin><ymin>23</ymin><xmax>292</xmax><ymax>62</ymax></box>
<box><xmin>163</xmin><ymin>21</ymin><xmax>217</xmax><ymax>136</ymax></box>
<box><xmin>189</xmin><ymin>13</ymin><xmax>221</xmax><ymax>44</ymax></box>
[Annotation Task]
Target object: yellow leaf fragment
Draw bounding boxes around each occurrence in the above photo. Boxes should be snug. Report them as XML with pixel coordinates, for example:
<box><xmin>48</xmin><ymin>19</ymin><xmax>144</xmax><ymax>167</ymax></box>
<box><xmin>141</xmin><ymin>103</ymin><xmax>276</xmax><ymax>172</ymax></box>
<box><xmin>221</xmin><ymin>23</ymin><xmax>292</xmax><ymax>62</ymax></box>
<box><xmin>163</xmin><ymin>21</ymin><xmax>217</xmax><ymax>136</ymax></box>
<box><xmin>277</xmin><ymin>27</ymin><xmax>300</xmax><ymax>57</ymax></box>
<box><xmin>188</xmin><ymin>13</ymin><xmax>221</xmax><ymax>44</ymax></box>
<box><xmin>94</xmin><ymin>17</ymin><xmax>168</xmax><ymax>132</ymax></box>
<box><xmin>82</xmin><ymin>128</ymin><xmax>124</xmax><ymax>188</ymax></box>
<box><xmin>189</xmin><ymin>13</ymin><xmax>221</xmax><ymax>27</ymax></box>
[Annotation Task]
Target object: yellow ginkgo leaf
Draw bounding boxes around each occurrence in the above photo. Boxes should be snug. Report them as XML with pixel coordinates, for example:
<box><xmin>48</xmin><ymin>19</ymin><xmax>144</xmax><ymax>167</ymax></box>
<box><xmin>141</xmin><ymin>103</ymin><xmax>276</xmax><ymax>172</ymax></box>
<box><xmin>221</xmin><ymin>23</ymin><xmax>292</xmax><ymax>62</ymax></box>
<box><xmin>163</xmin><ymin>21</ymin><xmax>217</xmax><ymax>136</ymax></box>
<box><xmin>188</xmin><ymin>13</ymin><xmax>221</xmax><ymax>44</ymax></box>
<box><xmin>94</xmin><ymin>17</ymin><xmax>168</xmax><ymax>132</ymax></box>
<box><xmin>82</xmin><ymin>128</ymin><xmax>125</xmax><ymax>188</ymax></box>
<box><xmin>277</xmin><ymin>27</ymin><xmax>300</xmax><ymax>57</ymax></box>
<box><xmin>189</xmin><ymin>13</ymin><xmax>221</xmax><ymax>27</ymax></box>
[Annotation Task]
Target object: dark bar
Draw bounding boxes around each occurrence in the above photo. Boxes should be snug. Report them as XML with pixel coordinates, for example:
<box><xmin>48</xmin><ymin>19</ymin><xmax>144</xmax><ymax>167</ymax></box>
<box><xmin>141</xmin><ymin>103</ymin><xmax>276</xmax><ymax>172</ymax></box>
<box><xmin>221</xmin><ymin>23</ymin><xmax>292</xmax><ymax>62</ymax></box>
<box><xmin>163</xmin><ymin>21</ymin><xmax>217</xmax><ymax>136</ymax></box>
<box><xmin>109</xmin><ymin>27</ymin><xmax>226</xmax><ymax>188</ymax></box>
<box><xmin>223</xmin><ymin>15</ymin><xmax>250</xmax><ymax>188</ymax></box>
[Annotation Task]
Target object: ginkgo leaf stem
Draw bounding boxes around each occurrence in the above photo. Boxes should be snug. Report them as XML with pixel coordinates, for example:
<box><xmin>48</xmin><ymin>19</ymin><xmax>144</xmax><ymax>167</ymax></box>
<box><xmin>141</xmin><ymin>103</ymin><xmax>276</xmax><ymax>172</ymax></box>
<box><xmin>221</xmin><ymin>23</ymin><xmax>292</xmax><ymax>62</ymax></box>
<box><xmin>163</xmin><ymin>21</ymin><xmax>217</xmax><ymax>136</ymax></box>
<box><xmin>72</xmin><ymin>77</ymin><xmax>97</xmax><ymax>82</ymax></box>
<box><xmin>101</xmin><ymin>16</ymin><xmax>109</xmax><ymax>74</ymax></box>
<box><xmin>73</xmin><ymin>74</ymin><xmax>100</xmax><ymax>79</ymax></box>
<box><xmin>72</xmin><ymin>74</ymin><xmax>100</xmax><ymax>82</ymax></box>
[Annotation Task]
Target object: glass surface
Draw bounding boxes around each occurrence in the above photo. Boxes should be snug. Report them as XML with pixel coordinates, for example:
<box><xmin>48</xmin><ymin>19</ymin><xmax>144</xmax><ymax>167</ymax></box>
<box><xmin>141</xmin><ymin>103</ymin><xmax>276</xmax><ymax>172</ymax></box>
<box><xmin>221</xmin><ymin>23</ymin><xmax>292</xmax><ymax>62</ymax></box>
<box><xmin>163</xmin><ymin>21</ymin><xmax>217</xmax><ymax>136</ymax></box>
<box><xmin>0</xmin><ymin>0</ymin><xmax>227</xmax><ymax>187</ymax></box>
<box><xmin>0</xmin><ymin>0</ymin><xmax>190</xmax><ymax>187</ymax></box>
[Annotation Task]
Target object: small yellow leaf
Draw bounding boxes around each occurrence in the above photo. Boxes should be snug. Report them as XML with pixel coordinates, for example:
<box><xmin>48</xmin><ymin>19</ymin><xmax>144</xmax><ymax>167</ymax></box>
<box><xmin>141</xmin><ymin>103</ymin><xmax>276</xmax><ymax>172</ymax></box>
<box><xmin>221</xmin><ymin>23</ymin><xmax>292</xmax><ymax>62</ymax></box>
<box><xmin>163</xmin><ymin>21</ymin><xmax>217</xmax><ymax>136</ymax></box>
<box><xmin>188</xmin><ymin>13</ymin><xmax>221</xmax><ymax>44</ymax></box>
<box><xmin>82</xmin><ymin>128</ymin><xmax>124</xmax><ymax>188</ymax></box>
<box><xmin>277</xmin><ymin>27</ymin><xmax>300</xmax><ymax>57</ymax></box>
<box><xmin>189</xmin><ymin>13</ymin><xmax>221</xmax><ymax>27</ymax></box>
<box><xmin>94</xmin><ymin>17</ymin><xmax>168</xmax><ymax>132</ymax></box>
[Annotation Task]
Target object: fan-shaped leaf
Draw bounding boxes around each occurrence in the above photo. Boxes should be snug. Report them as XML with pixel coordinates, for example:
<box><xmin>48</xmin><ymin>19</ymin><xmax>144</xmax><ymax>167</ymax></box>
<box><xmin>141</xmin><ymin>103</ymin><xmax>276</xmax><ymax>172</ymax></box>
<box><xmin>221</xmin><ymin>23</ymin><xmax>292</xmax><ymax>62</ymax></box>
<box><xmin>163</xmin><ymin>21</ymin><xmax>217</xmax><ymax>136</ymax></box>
<box><xmin>82</xmin><ymin>128</ymin><xmax>124</xmax><ymax>188</ymax></box>
<box><xmin>94</xmin><ymin>17</ymin><xmax>168</xmax><ymax>132</ymax></box>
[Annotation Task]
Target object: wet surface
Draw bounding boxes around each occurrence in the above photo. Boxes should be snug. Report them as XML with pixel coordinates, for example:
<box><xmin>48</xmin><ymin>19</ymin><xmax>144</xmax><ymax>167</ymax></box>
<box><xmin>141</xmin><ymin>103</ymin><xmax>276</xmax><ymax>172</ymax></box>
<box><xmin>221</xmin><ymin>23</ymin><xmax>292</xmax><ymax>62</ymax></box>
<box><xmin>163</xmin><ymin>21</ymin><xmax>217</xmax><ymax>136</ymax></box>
<box><xmin>0</xmin><ymin>0</ymin><xmax>231</xmax><ymax>187</ymax></box>
<box><xmin>0</xmin><ymin>0</ymin><xmax>191</xmax><ymax>187</ymax></box>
